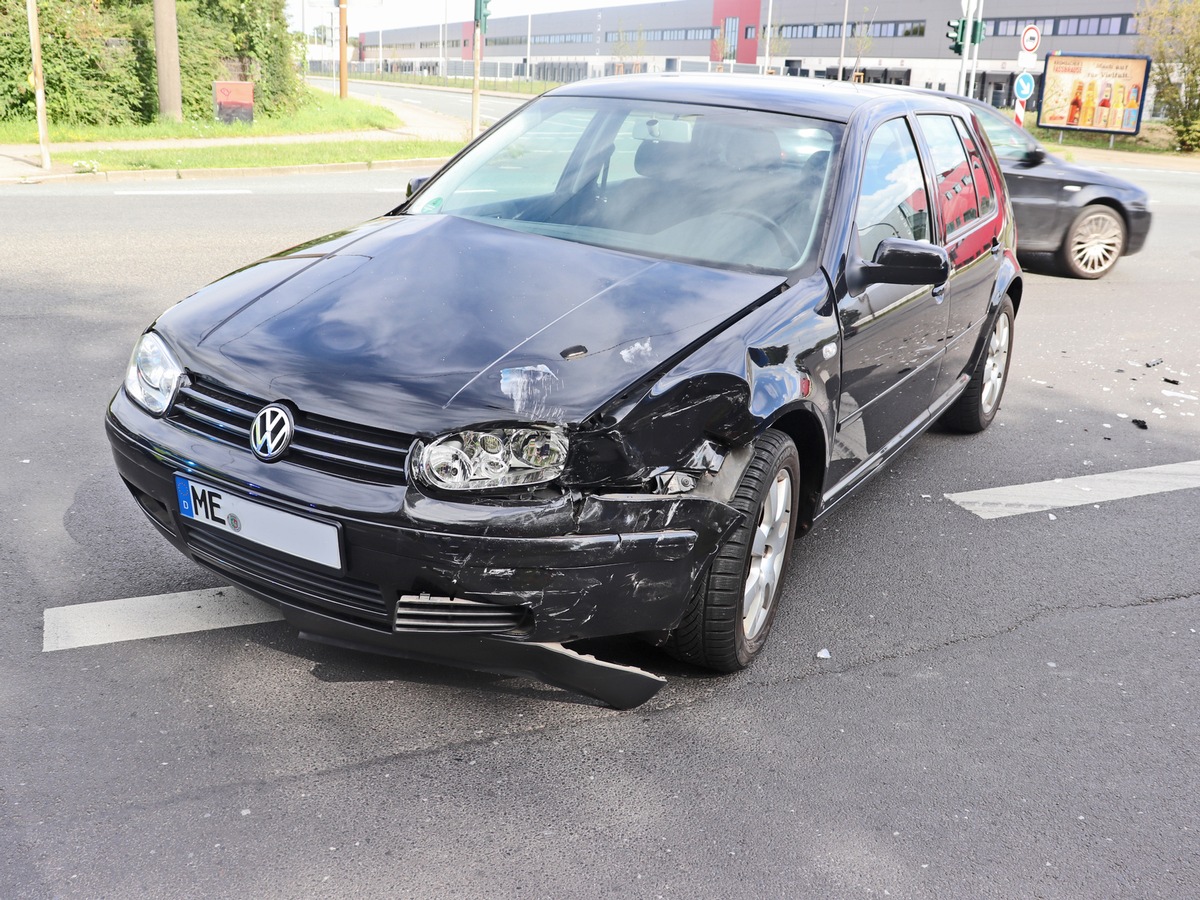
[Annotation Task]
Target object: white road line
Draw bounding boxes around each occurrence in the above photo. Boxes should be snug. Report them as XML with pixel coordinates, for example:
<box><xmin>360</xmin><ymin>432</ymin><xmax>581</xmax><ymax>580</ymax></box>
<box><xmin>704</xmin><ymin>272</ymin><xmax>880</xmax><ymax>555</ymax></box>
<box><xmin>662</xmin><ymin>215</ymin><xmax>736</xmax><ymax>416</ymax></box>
<box><xmin>43</xmin><ymin>587</ymin><xmax>281</xmax><ymax>652</ymax></box>
<box><xmin>113</xmin><ymin>190</ymin><xmax>253</xmax><ymax>196</ymax></box>
<box><xmin>945</xmin><ymin>459</ymin><xmax>1200</xmax><ymax>519</ymax></box>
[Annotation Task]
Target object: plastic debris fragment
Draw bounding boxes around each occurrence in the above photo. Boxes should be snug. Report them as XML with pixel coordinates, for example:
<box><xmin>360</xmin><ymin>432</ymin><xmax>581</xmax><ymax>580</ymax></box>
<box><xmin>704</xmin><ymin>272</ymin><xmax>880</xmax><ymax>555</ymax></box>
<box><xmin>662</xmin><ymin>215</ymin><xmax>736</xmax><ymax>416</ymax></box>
<box><xmin>1164</xmin><ymin>378</ymin><xmax>1180</xmax><ymax>385</ymax></box>
<box><xmin>1132</xmin><ymin>419</ymin><xmax>1148</xmax><ymax>430</ymax></box>
<box><xmin>816</xmin><ymin>648</ymin><xmax>831</xmax><ymax>660</ymax></box>
<box><xmin>1145</xmin><ymin>358</ymin><xmax>1164</xmax><ymax>368</ymax></box>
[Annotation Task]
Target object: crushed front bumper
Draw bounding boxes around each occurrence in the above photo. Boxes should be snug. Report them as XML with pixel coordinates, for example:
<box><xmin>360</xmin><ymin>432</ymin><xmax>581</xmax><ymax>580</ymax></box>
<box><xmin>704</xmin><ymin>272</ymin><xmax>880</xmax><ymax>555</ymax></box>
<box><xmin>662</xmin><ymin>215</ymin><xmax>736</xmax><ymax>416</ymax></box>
<box><xmin>105</xmin><ymin>391</ymin><xmax>742</xmax><ymax>706</ymax></box>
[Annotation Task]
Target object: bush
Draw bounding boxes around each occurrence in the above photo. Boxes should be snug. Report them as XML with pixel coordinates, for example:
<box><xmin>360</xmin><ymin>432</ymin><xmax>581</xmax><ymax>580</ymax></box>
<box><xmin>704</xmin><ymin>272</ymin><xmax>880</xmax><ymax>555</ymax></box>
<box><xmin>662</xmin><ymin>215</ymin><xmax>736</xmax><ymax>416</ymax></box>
<box><xmin>0</xmin><ymin>0</ymin><xmax>141</xmax><ymax>125</ymax></box>
<box><xmin>0</xmin><ymin>0</ymin><xmax>302</xmax><ymax>126</ymax></box>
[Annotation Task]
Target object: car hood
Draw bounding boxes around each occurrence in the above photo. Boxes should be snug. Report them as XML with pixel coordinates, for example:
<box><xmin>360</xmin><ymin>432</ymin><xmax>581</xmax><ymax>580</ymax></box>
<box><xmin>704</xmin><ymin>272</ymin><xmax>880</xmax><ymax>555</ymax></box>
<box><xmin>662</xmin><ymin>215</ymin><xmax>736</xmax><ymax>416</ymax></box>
<box><xmin>154</xmin><ymin>214</ymin><xmax>783</xmax><ymax>435</ymax></box>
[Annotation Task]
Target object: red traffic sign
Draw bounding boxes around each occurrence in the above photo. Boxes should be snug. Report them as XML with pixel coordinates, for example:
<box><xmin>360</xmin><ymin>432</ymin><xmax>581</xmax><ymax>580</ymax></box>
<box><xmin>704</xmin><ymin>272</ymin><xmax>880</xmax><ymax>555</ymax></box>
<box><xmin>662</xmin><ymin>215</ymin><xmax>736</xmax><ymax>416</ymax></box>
<box><xmin>1021</xmin><ymin>25</ymin><xmax>1041</xmax><ymax>53</ymax></box>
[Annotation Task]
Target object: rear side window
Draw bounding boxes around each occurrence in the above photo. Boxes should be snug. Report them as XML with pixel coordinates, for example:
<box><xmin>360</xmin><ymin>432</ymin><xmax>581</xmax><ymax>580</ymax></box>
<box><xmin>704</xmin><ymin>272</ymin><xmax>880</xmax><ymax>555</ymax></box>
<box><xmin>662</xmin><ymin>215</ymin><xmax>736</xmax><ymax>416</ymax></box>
<box><xmin>917</xmin><ymin>114</ymin><xmax>980</xmax><ymax>238</ymax></box>
<box><xmin>954</xmin><ymin>117</ymin><xmax>998</xmax><ymax>218</ymax></box>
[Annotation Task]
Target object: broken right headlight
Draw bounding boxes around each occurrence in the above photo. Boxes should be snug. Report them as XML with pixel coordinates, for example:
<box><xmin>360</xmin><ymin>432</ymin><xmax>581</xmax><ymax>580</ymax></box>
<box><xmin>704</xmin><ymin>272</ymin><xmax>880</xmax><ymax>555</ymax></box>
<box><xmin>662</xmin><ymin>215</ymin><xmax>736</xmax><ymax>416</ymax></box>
<box><xmin>412</xmin><ymin>426</ymin><xmax>569</xmax><ymax>491</ymax></box>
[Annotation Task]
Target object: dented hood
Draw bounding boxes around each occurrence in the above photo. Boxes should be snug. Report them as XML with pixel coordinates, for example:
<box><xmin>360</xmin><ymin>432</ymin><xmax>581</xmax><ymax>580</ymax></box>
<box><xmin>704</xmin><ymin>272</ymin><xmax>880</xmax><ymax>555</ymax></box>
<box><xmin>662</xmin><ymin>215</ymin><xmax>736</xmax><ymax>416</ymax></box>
<box><xmin>154</xmin><ymin>214</ymin><xmax>781</xmax><ymax>434</ymax></box>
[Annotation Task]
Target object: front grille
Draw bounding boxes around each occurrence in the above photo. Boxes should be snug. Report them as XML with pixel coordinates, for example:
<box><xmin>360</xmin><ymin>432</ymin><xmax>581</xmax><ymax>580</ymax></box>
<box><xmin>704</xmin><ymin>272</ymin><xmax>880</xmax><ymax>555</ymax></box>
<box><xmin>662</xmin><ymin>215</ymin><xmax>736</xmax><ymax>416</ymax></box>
<box><xmin>182</xmin><ymin>522</ymin><xmax>390</xmax><ymax>625</ymax></box>
<box><xmin>169</xmin><ymin>376</ymin><xmax>412</xmax><ymax>484</ymax></box>
<box><xmin>394</xmin><ymin>593</ymin><xmax>530</xmax><ymax>634</ymax></box>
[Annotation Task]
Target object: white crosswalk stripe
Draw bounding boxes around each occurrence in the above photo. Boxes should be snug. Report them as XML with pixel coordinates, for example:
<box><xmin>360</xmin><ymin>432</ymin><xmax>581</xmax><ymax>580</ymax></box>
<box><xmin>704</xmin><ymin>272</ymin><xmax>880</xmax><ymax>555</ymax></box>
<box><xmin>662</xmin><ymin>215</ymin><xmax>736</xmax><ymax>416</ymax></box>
<box><xmin>945</xmin><ymin>459</ymin><xmax>1200</xmax><ymax>519</ymax></box>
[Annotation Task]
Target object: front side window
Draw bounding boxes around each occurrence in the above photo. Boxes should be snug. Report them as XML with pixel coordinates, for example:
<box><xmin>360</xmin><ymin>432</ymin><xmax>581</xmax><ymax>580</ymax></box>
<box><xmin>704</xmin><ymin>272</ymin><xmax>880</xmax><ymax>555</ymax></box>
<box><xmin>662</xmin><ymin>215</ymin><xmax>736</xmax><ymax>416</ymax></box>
<box><xmin>408</xmin><ymin>97</ymin><xmax>843</xmax><ymax>273</ymax></box>
<box><xmin>971</xmin><ymin>102</ymin><xmax>1039</xmax><ymax>161</ymax></box>
<box><xmin>855</xmin><ymin>118</ymin><xmax>929</xmax><ymax>261</ymax></box>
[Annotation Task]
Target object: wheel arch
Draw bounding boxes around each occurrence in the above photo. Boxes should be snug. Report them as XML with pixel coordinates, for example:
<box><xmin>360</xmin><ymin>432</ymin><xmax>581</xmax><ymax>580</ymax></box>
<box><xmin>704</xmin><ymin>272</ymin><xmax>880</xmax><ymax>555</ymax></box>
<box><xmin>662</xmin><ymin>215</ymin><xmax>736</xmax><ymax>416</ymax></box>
<box><xmin>761</xmin><ymin>406</ymin><xmax>828</xmax><ymax>536</ymax></box>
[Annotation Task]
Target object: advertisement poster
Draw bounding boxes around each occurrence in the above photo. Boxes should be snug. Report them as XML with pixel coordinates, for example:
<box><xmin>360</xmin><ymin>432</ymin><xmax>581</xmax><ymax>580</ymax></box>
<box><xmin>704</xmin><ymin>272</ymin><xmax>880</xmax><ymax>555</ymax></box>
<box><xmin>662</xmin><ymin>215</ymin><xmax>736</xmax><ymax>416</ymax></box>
<box><xmin>1037</xmin><ymin>53</ymin><xmax>1151</xmax><ymax>135</ymax></box>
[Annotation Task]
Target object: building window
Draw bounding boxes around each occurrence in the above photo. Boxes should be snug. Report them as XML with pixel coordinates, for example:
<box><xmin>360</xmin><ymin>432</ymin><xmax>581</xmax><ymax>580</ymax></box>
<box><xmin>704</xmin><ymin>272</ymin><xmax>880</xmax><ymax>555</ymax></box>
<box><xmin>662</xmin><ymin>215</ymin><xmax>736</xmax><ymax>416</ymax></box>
<box><xmin>723</xmin><ymin>17</ymin><xmax>739</xmax><ymax>58</ymax></box>
<box><xmin>745</xmin><ymin>25</ymin><xmax>756</xmax><ymax>40</ymax></box>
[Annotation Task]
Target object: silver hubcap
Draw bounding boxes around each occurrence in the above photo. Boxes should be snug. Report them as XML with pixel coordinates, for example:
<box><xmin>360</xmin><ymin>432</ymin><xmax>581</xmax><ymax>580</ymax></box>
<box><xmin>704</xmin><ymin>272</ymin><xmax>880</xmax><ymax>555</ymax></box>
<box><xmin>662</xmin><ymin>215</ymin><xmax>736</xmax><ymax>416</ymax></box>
<box><xmin>981</xmin><ymin>312</ymin><xmax>1011</xmax><ymax>415</ymax></box>
<box><xmin>743</xmin><ymin>470</ymin><xmax>793</xmax><ymax>641</ymax></box>
<box><xmin>1070</xmin><ymin>211</ymin><xmax>1122</xmax><ymax>275</ymax></box>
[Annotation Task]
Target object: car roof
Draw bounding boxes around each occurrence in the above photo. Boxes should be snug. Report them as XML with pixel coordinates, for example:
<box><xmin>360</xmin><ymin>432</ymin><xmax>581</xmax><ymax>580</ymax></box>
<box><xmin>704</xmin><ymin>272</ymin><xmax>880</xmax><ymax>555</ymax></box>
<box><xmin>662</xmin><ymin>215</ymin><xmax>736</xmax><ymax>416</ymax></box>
<box><xmin>548</xmin><ymin>73</ymin><xmax>969</xmax><ymax>124</ymax></box>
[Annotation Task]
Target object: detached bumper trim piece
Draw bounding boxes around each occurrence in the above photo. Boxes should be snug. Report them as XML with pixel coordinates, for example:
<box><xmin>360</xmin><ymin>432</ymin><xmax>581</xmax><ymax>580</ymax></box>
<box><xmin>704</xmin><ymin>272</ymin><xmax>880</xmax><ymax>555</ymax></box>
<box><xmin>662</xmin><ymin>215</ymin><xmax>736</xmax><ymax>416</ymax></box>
<box><xmin>284</xmin><ymin>599</ymin><xmax>666</xmax><ymax>709</ymax></box>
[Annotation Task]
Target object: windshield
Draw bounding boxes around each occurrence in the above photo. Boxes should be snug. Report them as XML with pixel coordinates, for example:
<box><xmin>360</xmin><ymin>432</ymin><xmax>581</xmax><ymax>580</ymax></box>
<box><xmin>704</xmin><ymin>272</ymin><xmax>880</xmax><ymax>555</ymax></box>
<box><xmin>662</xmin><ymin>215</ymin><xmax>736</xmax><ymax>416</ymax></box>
<box><xmin>406</xmin><ymin>96</ymin><xmax>843</xmax><ymax>273</ymax></box>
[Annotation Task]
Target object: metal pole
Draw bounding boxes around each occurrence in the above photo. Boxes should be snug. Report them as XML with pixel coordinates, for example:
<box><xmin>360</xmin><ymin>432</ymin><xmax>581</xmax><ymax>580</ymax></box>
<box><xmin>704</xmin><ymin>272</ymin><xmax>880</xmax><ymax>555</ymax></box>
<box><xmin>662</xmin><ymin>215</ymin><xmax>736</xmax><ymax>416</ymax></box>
<box><xmin>471</xmin><ymin>20</ymin><xmax>481</xmax><ymax>138</ymax></box>
<box><xmin>969</xmin><ymin>0</ymin><xmax>985</xmax><ymax>97</ymax></box>
<box><xmin>378</xmin><ymin>27</ymin><xmax>383</xmax><ymax>75</ymax></box>
<box><xmin>957</xmin><ymin>0</ymin><xmax>975</xmax><ymax>96</ymax></box>
<box><xmin>764</xmin><ymin>0</ymin><xmax>774</xmax><ymax>74</ymax></box>
<box><xmin>25</xmin><ymin>0</ymin><xmax>50</xmax><ymax>170</ymax></box>
<box><xmin>527</xmin><ymin>13</ymin><xmax>533</xmax><ymax>83</ymax></box>
<box><xmin>440</xmin><ymin>0</ymin><xmax>446</xmax><ymax>83</ymax></box>
<box><xmin>837</xmin><ymin>0</ymin><xmax>849</xmax><ymax>80</ymax></box>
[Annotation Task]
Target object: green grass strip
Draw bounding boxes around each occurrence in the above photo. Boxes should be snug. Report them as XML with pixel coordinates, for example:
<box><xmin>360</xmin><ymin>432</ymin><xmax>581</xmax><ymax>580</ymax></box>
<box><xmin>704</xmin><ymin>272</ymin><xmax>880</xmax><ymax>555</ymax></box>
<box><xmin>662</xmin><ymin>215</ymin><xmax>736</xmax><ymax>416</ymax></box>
<box><xmin>0</xmin><ymin>88</ymin><xmax>401</xmax><ymax>145</ymax></box>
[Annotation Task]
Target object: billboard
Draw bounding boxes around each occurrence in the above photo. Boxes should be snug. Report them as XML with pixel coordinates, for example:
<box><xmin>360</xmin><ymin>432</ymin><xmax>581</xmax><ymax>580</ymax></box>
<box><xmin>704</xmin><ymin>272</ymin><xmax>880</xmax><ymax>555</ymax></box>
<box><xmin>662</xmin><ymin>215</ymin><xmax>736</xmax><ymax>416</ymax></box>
<box><xmin>1037</xmin><ymin>53</ymin><xmax>1152</xmax><ymax>136</ymax></box>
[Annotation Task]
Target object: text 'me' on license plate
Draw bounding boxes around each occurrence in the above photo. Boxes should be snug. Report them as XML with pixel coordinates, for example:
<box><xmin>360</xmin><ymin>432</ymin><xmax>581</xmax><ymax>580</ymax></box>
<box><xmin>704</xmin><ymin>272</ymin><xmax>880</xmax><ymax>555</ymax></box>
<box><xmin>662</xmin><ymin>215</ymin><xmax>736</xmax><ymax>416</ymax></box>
<box><xmin>175</xmin><ymin>475</ymin><xmax>341</xmax><ymax>570</ymax></box>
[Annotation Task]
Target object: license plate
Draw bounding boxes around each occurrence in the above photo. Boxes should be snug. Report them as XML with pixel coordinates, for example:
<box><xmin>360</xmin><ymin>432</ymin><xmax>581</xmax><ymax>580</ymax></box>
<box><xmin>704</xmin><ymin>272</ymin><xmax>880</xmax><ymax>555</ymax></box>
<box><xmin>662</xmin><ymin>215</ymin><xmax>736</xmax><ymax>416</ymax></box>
<box><xmin>174</xmin><ymin>475</ymin><xmax>341</xmax><ymax>570</ymax></box>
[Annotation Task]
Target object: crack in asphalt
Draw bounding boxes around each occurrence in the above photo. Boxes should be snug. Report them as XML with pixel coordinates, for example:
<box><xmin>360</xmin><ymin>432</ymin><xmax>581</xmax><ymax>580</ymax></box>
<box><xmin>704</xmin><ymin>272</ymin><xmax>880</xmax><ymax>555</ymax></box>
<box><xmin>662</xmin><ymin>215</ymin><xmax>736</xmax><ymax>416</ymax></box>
<box><xmin>750</xmin><ymin>588</ymin><xmax>1200</xmax><ymax>687</ymax></box>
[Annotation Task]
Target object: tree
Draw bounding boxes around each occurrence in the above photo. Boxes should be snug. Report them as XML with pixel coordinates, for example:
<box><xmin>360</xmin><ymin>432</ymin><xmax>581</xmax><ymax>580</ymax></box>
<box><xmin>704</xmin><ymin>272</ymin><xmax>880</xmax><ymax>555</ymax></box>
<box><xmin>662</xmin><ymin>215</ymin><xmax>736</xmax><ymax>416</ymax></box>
<box><xmin>767</xmin><ymin>26</ymin><xmax>789</xmax><ymax>67</ymax></box>
<box><xmin>1137</xmin><ymin>0</ymin><xmax>1200</xmax><ymax>150</ymax></box>
<box><xmin>850</xmin><ymin>8</ymin><xmax>875</xmax><ymax>80</ymax></box>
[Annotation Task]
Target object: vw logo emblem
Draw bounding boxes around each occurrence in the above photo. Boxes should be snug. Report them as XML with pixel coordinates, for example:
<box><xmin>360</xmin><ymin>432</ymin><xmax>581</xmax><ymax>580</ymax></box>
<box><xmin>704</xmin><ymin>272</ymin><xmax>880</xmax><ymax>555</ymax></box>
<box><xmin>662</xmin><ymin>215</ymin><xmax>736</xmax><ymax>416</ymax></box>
<box><xmin>250</xmin><ymin>403</ymin><xmax>294</xmax><ymax>461</ymax></box>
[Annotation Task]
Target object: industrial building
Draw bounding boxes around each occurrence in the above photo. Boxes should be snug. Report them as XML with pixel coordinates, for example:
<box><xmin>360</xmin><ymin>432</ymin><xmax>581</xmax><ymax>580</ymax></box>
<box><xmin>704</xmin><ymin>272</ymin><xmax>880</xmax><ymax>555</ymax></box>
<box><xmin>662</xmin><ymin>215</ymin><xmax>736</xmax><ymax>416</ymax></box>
<box><xmin>350</xmin><ymin>0</ymin><xmax>1145</xmax><ymax>108</ymax></box>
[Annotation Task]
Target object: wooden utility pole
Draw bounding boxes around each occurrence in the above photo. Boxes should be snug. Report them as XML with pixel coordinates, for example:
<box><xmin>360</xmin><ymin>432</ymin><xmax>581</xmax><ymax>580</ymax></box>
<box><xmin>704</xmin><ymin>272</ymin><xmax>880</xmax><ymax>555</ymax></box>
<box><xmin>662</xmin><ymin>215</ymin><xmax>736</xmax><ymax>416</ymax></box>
<box><xmin>152</xmin><ymin>0</ymin><xmax>182</xmax><ymax>122</ymax></box>
<box><xmin>25</xmin><ymin>0</ymin><xmax>50</xmax><ymax>170</ymax></box>
<box><xmin>338</xmin><ymin>0</ymin><xmax>348</xmax><ymax>99</ymax></box>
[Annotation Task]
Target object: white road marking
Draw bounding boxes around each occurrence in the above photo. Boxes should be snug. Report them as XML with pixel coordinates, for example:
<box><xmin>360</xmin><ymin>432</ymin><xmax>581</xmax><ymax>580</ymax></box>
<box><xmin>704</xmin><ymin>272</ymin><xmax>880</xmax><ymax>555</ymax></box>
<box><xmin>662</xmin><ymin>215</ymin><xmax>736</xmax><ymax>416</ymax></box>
<box><xmin>945</xmin><ymin>459</ymin><xmax>1200</xmax><ymax>519</ymax></box>
<box><xmin>113</xmin><ymin>190</ymin><xmax>253</xmax><ymax>196</ymax></box>
<box><xmin>43</xmin><ymin>587</ymin><xmax>281</xmax><ymax>652</ymax></box>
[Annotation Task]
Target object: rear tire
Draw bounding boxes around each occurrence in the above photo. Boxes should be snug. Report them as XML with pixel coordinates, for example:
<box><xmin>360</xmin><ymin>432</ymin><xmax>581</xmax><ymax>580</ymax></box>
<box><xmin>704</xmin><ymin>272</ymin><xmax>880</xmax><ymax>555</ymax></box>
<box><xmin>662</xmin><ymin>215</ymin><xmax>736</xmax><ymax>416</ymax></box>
<box><xmin>664</xmin><ymin>430</ymin><xmax>800</xmax><ymax>672</ymax></box>
<box><xmin>942</xmin><ymin>296</ymin><xmax>1015</xmax><ymax>434</ymax></box>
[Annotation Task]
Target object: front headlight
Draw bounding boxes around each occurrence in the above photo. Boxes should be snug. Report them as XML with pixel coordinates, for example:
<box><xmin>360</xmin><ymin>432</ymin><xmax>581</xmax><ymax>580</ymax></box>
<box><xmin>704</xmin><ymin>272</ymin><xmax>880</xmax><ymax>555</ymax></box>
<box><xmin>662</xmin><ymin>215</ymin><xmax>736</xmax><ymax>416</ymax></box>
<box><xmin>124</xmin><ymin>332</ymin><xmax>184</xmax><ymax>415</ymax></box>
<box><xmin>412</xmin><ymin>426</ymin><xmax>569</xmax><ymax>491</ymax></box>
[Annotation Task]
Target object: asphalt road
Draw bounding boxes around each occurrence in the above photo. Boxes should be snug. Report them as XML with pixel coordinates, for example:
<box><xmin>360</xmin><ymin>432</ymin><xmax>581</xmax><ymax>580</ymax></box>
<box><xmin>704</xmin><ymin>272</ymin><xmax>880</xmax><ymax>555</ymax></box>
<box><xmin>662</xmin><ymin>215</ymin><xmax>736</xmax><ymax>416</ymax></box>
<box><xmin>309</xmin><ymin>75</ymin><xmax>530</xmax><ymax>128</ymax></box>
<box><xmin>1</xmin><ymin>161</ymin><xmax>1197</xmax><ymax>898</ymax></box>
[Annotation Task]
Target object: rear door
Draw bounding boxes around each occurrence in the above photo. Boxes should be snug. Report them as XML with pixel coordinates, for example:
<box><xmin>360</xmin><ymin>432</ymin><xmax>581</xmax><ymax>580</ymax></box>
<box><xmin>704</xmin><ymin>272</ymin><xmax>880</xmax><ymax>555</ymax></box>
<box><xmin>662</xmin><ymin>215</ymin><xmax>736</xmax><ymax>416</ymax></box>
<box><xmin>915</xmin><ymin>112</ymin><xmax>1004</xmax><ymax>403</ymax></box>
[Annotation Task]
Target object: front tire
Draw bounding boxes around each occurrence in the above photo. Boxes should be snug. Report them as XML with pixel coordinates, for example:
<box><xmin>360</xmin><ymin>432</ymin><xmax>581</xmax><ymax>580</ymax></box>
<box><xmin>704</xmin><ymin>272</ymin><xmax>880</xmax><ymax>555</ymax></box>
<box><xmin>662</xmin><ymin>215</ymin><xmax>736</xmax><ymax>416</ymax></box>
<box><xmin>942</xmin><ymin>296</ymin><xmax>1015</xmax><ymax>434</ymax></box>
<box><xmin>664</xmin><ymin>430</ymin><xmax>800</xmax><ymax>672</ymax></box>
<box><xmin>1059</xmin><ymin>204</ymin><xmax>1125</xmax><ymax>279</ymax></box>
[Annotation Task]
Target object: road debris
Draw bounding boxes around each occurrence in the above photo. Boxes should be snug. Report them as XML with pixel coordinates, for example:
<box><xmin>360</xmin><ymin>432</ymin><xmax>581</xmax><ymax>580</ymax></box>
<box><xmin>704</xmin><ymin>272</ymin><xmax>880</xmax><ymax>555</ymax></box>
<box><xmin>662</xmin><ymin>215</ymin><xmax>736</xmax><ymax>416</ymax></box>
<box><xmin>816</xmin><ymin>648</ymin><xmax>831</xmax><ymax>660</ymax></box>
<box><xmin>1132</xmin><ymin>419</ymin><xmax>1148</xmax><ymax>430</ymax></box>
<box><xmin>1145</xmin><ymin>358</ymin><xmax>1164</xmax><ymax>368</ymax></box>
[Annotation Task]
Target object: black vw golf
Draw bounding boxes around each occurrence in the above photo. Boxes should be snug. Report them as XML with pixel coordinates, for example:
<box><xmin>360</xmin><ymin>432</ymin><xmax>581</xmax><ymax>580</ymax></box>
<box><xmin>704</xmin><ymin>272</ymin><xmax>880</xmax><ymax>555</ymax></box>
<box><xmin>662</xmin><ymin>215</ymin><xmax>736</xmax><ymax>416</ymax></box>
<box><xmin>107</xmin><ymin>76</ymin><xmax>1022</xmax><ymax>707</ymax></box>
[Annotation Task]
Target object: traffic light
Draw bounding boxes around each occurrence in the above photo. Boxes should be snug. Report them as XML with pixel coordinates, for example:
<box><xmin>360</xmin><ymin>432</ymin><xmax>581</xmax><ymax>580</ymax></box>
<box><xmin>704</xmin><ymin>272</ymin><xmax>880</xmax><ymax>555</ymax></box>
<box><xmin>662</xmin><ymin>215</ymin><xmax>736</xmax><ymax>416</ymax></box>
<box><xmin>475</xmin><ymin>0</ymin><xmax>491</xmax><ymax>34</ymax></box>
<box><xmin>946</xmin><ymin>18</ymin><xmax>965</xmax><ymax>56</ymax></box>
<box><xmin>971</xmin><ymin>19</ymin><xmax>985</xmax><ymax>45</ymax></box>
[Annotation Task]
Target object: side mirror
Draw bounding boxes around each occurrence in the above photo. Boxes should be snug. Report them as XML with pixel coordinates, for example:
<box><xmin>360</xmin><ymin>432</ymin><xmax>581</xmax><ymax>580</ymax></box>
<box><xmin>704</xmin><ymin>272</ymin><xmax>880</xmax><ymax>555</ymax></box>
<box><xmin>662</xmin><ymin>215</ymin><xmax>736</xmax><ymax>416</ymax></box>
<box><xmin>849</xmin><ymin>238</ymin><xmax>950</xmax><ymax>293</ymax></box>
<box><xmin>1021</xmin><ymin>146</ymin><xmax>1046</xmax><ymax>167</ymax></box>
<box><xmin>406</xmin><ymin>176</ymin><xmax>431</xmax><ymax>198</ymax></box>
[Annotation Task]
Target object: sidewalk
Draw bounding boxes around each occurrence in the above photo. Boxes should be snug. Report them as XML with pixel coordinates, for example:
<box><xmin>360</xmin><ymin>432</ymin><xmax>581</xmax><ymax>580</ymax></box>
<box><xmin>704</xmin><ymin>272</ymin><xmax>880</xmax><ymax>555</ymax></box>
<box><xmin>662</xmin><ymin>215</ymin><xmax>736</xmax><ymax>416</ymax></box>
<box><xmin>0</xmin><ymin>96</ymin><xmax>468</xmax><ymax>183</ymax></box>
